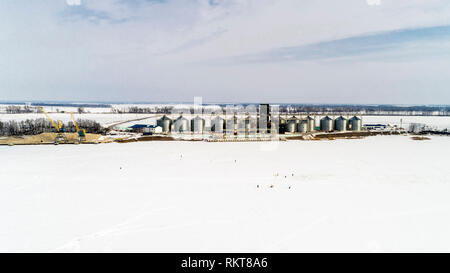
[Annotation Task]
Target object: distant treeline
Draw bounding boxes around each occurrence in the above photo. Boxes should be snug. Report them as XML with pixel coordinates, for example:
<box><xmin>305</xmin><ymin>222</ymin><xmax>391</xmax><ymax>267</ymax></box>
<box><xmin>110</xmin><ymin>104</ymin><xmax>450</xmax><ymax>116</ymax></box>
<box><xmin>31</xmin><ymin>103</ymin><xmax>111</xmax><ymax>108</ymax></box>
<box><xmin>408</xmin><ymin>123</ymin><xmax>450</xmax><ymax>134</ymax></box>
<box><xmin>281</xmin><ymin>105</ymin><xmax>450</xmax><ymax>115</ymax></box>
<box><xmin>4</xmin><ymin>105</ymin><xmax>89</xmax><ymax>114</ymax></box>
<box><xmin>0</xmin><ymin>118</ymin><xmax>103</xmax><ymax>136</ymax></box>
<box><xmin>4</xmin><ymin>105</ymin><xmax>34</xmax><ymax>114</ymax></box>
<box><xmin>3</xmin><ymin>103</ymin><xmax>450</xmax><ymax>115</ymax></box>
<box><xmin>111</xmin><ymin>106</ymin><xmax>174</xmax><ymax>114</ymax></box>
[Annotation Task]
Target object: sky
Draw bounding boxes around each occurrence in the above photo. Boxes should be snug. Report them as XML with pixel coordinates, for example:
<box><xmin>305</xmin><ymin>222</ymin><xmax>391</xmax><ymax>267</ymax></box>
<box><xmin>1</xmin><ymin>0</ymin><xmax>450</xmax><ymax>104</ymax></box>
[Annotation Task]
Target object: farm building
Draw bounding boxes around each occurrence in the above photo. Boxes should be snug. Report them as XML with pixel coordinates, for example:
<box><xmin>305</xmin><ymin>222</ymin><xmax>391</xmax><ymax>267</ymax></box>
<box><xmin>129</xmin><ymin>124</ymin><xmax>162</xmax><ymax>134</ymax></box>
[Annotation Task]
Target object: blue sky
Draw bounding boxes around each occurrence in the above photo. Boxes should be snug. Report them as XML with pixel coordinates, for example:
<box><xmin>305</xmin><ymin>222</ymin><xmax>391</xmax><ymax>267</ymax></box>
<box><xmin>1</xmin><ymin>0</ymin><xmax>450</xmax><ymax>104</ymax></box>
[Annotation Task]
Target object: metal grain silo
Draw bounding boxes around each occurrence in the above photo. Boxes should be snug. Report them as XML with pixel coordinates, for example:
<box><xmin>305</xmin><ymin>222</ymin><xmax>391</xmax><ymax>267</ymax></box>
<box><xmin>320</xmin><ymin>116</ymin><xmax>333</xmax><ymax>132</ymax></box>
<box><xmin>235</xmin><ymin>115</ymin><xmax>257</xmax><ymax>135</ymax></box>
<box><xmin>307</xmin><ymin>116</ymin><xmax>315</xmax><ymax>132</ymax></box>
<box><xmin>191</xmin><ymin>116</ymin><xmax>205</xmax><ymax>133</ymax></box>
<box><xmin>157</xmin><ymin>115</ymin><xmax>172</xmax><ymax>133</ymax></box>
<box><xmin>237</xmin><ymin>117</ymin><xmax>245</xmax><ymax>134</ymax></box>
<box><xmin>335</xmin><ymin>116</ymin><xmax>348</xmax><ymax>132</ymax></box>
<box><xmin>174</xmin><ymin>116</ymin><xmax>189</xmax><ymax>133</ymax></box>
<box><xmin>226</xmin><ymin>115</ymin><xmax>238</xmax><ymax>134</ymax></box>
<box><xmin>349</xmin><ymin>116</ymin><xmax>362</xmax><ymax>131</ymax></box>
<box><xmin>285</xmin><ymin>117</ymin><xmax>297</xmax><ymax>133</ymax></box>
<box><xmin>211</xmin><ymin>116</ymin><xmax>225</xmax><ymax>133</ymax></box>
<box><xmin>297</xmin><ymin>119</ymin><xmax>308</xmax><ymax>133</ymax></box>
<box><xmin>245</xmin><ymin>116</ymin><xmax>257</xmax><ymax>135</ymax></box>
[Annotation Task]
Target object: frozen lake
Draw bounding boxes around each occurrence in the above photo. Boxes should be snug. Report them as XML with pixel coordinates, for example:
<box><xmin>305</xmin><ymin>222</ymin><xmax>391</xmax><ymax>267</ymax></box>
<box><xmin>1</xmin><ymin>135</ymin><xmax>450</xmax><ymax>252</ymax></box>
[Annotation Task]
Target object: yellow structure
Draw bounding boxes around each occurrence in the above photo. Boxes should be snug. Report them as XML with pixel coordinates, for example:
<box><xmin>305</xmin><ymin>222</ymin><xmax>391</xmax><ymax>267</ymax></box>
<box><xmin>38</xmin><ymin>106</ymin><xmax>67</xmax><ymax>143</ymax></box>
<box><xmin>70</xmin><ymin>112</ymin><xmax>86</xmax><ymax>142</ymax></box>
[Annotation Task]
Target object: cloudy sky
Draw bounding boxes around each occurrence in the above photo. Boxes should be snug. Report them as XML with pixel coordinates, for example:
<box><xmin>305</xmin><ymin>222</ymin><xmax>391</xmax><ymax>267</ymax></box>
<box><xmin>1</xmin><ymin>0</ymin><xmax>450</xmax><ymax>104</ymax></box>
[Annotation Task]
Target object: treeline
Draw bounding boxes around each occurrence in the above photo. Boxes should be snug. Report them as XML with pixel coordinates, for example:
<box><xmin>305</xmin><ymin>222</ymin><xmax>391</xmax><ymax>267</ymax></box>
<box><xmin>4</xmin><ymin>103</ymin><xmax>449</xmax><ymax>115</ymax></box>
<box><xmin>111</xmin><ymin>104</ymin><xmax>450</xmax><ymax>115</ymax></box>
<box><xmin>3</xmin><ymin>105</ymin><xmax>87</xmax><ymax>114</ymax></box>
<box><xmin>0</xmin><ymin>118</ymin><xmax>103</xmax><ymax>136</ymax></box>
<box><xmin>281</xmin><ymin>105</ymin><xmax>450</xmax><ymax>115</ymax></box>
<box><xmin>5</xmin><ymin>105</ymin><xmax>34</xmax><ymax>114</ymax></box>
<box><xmin>111</xmin><ymin>106</ymin><xmax>174</xmax><ymax>114</ymax></box>
<box><xmin>407</xmin><ymin>123</ymin><xmax>447</xmax><ymax>134</ymax></box>
<box><xmin>30</xmin><ymin>103</ymin><xmax>111</xmax><ymax>108</ymax></box>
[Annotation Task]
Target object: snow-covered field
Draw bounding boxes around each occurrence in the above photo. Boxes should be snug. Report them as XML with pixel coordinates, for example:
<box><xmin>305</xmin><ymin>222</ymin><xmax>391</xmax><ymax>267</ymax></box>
<box><xmin>1</xmin><ymin>135</ymin><xmax>450</xmax><ymax>252</ymax></box>
<box><xmin>363</xmin><ymin>115</ymin><xmax>450</xmax><ymax>130</ymax></box>
<box><xmin>0</xmin><ymin>113</ymin><xmax>153</xmax><ymax>127</ymax></box>
<box><xmin>0</xmin><ymin>103</ymin><xmax>218</xmax><ymax>116</ymax></box>
<box><xmin>2</xmin><ymin>112</ymin><xmax>450</xmax><ymax>130</ymax></box>
<box><xmin>0</xmin><ymin>104</ymin><xmax>113</xmax><ymax>114</ymax></box>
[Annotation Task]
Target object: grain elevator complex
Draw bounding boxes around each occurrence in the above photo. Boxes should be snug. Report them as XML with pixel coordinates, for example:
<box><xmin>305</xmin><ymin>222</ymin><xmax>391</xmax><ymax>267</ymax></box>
<box><xmin>154</xmin><ymin>104</ymin><xmax>364</xmax><ymax>140</ymax></box>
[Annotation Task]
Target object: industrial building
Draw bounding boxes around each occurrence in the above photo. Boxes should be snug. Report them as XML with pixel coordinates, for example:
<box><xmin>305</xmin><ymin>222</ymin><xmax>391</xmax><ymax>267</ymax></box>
<box><xmin>128</xmin><ymin>124</ymin><xmax>163</xmax><ymax>135</ymax></box>
<box><xmin>364</xmin><ymin>124</ymin><xmax>387</xmax><ymax>131</ymax></box>
<box><xmin>154</xmin><ymin>105</ymin><xmax>364</xmax><ymax>137</ymax></box>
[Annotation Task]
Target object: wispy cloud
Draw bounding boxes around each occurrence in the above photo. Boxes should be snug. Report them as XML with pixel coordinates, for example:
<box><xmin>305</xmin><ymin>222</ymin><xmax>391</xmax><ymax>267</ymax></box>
<box><xmin>227</xmin><ymin>25</ymin><xmax>450</xmax><ymax>63</ymax></box>
<box><xmin>61</xmin><ymin>0</ymin><xmax>225</xmax><ymax>25</ymax></box>
<box><xmin>61</xmin><ymin>4</ymin><xmax>130</xmax><ymax>24</ymax></box>
<box><xmin>160</xmin><ymin>29</ymin><xmax>227</xmax><ymax>55</ymax></box>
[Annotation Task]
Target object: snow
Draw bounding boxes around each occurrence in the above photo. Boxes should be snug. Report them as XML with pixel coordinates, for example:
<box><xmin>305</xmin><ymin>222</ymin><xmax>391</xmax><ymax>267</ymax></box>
<box><xmin>0</xmin><ymin>113</ymin><xmax>153</xmax><ymax>127</ymax></box>
<box><xmin>0</xmin><ymin>104</ymin><xmax>112</xmax><ymax>114</ymax></box>
<box><xmin>363</xmin><ymin>115</ymin><xmax>450</xmax><ymax>130</ymax></box>
<box><xmin>0</xmin><ymin>103</ymin><xmax>221</xmax><ymax>115</ymax></box>
<box><xmin>1</xmin><ymin>135</ymin><xmax>450</xmax><ymax>252</ymax></box>
<box><xmin>2</xmin><ymin>111</ymin><xmax>450</xmax><ymax>131</ymax></box>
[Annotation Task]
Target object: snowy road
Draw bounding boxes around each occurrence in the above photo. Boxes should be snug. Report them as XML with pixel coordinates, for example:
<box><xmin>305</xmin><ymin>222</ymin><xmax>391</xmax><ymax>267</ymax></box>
<box><xmin>1</xmin><ymin>135</ymin><xmax>450</xmax><ymax>252</ymax></box>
